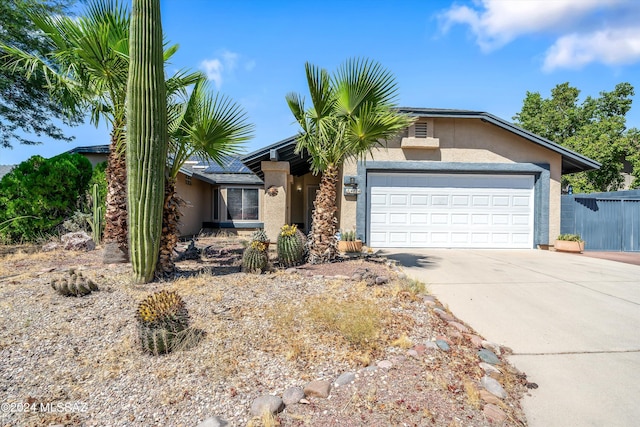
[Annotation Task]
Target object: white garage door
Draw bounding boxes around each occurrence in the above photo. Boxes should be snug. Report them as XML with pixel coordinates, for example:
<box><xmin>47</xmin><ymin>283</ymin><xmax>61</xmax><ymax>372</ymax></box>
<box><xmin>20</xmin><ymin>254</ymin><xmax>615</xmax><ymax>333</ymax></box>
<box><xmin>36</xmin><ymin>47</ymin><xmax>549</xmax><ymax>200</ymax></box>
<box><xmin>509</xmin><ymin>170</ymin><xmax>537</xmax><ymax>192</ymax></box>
<box><xmin>368</xmin><ymin>173</ymin><xmax>534</xmax><ymax>248</ymax></box>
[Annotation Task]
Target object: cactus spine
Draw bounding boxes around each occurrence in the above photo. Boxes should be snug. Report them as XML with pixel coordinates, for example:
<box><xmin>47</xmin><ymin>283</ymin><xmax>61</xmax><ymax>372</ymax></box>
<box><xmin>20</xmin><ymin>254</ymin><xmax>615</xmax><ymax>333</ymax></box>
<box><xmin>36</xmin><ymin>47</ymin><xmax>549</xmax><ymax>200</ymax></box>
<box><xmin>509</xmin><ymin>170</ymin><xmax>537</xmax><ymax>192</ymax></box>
<box><xmin>277</xmin><ymin>224</ymin><xmax>305</xmax><ymax>267</ymax></box>
<box><xmin>126</xmin><ymin>0</ymin><xmax>168</xmax><ymax>283</ymax></box>
<box><xmin>136</xmin><ymin>290</ymin><xmax>190</xmax><ymax>355</ymax></box>
<box><xmin>242</xmin><ymin>240</ymin><xmax>268</xmax><ymax>273</ymax></box>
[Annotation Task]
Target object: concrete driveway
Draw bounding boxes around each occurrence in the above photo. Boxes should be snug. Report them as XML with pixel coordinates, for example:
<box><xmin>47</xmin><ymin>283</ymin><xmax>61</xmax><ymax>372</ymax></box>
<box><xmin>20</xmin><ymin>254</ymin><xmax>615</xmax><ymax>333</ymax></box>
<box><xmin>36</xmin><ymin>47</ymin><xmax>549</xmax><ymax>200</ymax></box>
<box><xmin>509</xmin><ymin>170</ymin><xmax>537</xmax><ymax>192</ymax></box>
<box><xmin>381</xmin><ymin>249</ymin><xmax>640</xmax><ymax>427</ymax></box>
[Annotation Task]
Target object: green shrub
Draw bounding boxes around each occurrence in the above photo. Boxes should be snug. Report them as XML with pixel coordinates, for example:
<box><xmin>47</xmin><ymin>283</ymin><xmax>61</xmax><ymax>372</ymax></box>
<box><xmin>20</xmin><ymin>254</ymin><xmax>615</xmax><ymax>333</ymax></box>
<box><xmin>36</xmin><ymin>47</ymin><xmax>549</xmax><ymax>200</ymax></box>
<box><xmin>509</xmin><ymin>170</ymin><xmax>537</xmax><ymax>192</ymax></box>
<box><xmin>557</xmin><ymin>234</ymin><xmax>583</xmax><ymax>242</ymax></box>
<box><xmin>0</xmin><ymin>154</ymin><xmax>92</xmax><ymax>242</ymax></box>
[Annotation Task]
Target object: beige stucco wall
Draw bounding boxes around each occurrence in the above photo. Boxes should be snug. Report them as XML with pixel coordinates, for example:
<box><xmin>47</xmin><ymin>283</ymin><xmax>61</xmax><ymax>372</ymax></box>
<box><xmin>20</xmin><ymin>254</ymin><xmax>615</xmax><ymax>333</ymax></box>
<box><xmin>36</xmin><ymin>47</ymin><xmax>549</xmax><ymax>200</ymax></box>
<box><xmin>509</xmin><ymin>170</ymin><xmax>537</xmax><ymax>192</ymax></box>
<box><xmin>339</xmin><ymin>118</ymin><xmax>563</xmax><ymax>244</ymax></box>
<box><xmin>175</xmin><ymin>173</ymin><xmax>212</xmax><ymax>237</ymax></box>
<box><xmin>261</xmin><ymin>161</ymin><xmax>290</xmax><ymax>241</ymax></box>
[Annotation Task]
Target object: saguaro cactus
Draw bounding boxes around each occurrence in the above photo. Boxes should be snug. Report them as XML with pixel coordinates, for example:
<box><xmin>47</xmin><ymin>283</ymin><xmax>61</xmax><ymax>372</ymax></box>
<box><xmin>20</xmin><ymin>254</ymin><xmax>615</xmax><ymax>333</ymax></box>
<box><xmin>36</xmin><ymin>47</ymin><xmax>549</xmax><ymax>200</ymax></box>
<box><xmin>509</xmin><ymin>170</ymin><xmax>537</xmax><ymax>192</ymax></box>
<box><xmin>126</xmin><ymin>0</ymin><xmax>168</xmax><ymax>283</ymax></box>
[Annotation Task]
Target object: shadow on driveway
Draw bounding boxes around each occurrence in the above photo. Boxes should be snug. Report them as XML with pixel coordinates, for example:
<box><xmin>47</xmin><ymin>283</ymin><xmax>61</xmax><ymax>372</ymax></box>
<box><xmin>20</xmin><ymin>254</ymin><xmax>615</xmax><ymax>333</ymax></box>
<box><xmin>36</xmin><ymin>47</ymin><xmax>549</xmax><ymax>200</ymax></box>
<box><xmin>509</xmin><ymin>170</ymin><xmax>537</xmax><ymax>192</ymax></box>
<box><xmin>378</xmin><ymin>250</ymin><xmax>442</xmax><ymax>269</ymax></box>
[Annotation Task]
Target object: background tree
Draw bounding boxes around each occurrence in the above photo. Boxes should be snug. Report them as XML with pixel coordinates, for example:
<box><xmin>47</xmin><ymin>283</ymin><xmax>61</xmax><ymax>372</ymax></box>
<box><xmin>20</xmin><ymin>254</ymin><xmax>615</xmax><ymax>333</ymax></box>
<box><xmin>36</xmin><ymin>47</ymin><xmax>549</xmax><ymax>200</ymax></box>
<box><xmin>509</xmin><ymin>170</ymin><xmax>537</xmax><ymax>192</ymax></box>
<box><xmin>287</xmin><ymin>58</ymin><xmax>413</xmax><ymax>263</ymax></box>
<box><xmin>126</xmin><ymin>0</ymin><xmax>167</xmax><ymax>283</ymax></box>
<box><xmin>0</xmin><ymin>0</ymin><xmax>81</xmax><ymax>151</ymax></box>
<box><xmin>514</xmin><ymin>82</ymin><xmax>640</xmax><ymax>192</ymax></box>
<box><xmin>0</xmin><ymin>153</ymin><xmax>92</xmax><ymax>241</ymax></box>
<box><xmin>157</xmin><ymin>77</ymin><xmax>253</xmax><ymax>277</ymax></box>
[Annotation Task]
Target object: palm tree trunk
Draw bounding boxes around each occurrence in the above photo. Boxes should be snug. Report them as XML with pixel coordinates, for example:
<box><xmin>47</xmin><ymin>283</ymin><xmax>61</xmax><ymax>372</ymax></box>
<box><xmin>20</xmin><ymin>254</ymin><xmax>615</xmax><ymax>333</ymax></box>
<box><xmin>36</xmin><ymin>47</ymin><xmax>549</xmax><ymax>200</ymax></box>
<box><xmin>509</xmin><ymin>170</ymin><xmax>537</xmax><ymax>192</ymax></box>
<box><xmin>156</xmin><ymin>177</ymin><xmax>182</xmax><ymax>278</ymax></box>
<box><xmin>308</xmin><ymin>164</ymin><xmax>339</xmax><ymax>263</ymax></box>
<box><xmin>102</xmin><ymin>126</ymin><xmax>129</xmax><ymax>264</ymax></box>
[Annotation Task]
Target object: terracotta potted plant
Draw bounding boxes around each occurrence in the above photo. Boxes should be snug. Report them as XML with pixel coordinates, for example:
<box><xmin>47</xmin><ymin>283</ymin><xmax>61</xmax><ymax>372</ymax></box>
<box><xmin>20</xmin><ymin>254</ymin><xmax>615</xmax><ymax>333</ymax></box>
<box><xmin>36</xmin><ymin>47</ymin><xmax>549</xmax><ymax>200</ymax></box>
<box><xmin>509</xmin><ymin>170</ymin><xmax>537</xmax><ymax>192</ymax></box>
<box><xmin>554</xmin><ymin>234</ymin><xmax>585</xmax><ymax>253</ymax></box>
<box><xmin>337</xmin><ymin>229</ymin><xmax>362</xmax><ymax>253</ymax></box>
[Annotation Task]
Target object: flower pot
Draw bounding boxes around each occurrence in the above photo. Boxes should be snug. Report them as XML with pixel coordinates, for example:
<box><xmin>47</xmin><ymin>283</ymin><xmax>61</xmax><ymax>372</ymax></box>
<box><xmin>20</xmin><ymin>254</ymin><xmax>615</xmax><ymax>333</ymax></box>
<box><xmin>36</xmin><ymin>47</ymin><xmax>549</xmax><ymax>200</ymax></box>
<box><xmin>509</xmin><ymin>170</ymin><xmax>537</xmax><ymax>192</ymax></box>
<box><xmin>338</xmin><ymin>240</ymin><xmax>362</xmax><ymax>253</ymax></box>
<box><xmin>554</xmin><ymin>240</ymin><xmax>585</xmax><ymax>253</ymax></box>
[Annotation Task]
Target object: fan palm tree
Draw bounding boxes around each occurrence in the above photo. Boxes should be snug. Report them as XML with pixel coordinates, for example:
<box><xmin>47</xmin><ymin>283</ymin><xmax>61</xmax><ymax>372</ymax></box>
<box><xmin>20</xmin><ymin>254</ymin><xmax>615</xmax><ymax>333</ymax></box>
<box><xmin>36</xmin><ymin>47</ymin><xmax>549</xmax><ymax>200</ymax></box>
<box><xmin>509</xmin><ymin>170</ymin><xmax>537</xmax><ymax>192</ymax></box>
<box><xmin>286</xmin><ymin>58</ymin><xmax>413</xmax><ymax>263</ymax></box>
<box><xmin>156</xmin><ymin>76</ymin><xmax>254</xmax><ymax>277</ymax></box>
<box><xmin>0</xmin><ymin>0</ymin><xmax>196</xmax><ymax>264</ymax></box>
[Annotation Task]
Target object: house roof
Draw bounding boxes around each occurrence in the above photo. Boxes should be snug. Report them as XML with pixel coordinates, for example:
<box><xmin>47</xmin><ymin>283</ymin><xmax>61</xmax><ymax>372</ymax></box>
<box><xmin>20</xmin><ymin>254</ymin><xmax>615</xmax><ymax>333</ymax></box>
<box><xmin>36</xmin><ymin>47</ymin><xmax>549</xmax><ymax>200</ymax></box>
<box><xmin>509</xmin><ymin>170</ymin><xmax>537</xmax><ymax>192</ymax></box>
<box><xmin>0</xmin><ymin>164</ymin><xmax>15</xmax><ymax>180</ymax></box>
<box><xmin>242</xmin><ymin>108</ymin><xmax>601</xmax><ymax>177</ymax></box>
<box><xmin>67</xmin><ymin>145</ymin><xmax>262</xmax><ymax>185</ymax></box>
<box><xmin>398</xmin><ymin>108</ymin><xmax>601</xmax><ymax>174</ymax></box>
<box><xmin>242</xmin><ymin>136</ymin><xmax>311</xmax><ymax>180</ymax></box>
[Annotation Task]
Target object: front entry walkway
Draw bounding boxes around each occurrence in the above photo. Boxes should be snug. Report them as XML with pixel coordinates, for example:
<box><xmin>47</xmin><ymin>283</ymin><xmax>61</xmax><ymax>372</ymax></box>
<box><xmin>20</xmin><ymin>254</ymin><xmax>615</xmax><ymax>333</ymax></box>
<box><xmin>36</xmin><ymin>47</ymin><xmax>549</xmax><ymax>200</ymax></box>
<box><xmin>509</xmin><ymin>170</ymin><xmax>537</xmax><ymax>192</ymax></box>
<box><xmin>382</xmin><ymin>249</ymin><xmax>640</xmax><ymax>427</ymax></box>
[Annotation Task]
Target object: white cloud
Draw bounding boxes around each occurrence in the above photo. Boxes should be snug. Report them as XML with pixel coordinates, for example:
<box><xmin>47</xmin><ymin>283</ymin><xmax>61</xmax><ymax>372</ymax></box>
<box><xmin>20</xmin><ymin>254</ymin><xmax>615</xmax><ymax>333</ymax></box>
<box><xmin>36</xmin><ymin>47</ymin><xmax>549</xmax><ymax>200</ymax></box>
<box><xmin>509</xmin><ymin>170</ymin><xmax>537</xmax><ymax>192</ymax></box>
<box><xmin>200</xmin><ymin>58</ymin><xmax>223</xmax><ymax>89</ymax></box>
<box><xmin>544</xmin><ymin>27</ymin><xmax>640</xmax><ymax>71</ymax></box>
<box><xmin>439</xmin><ymin>0</ymin><xmax>640</xmax><ymax>70</ymax></box>
<box><xmin>199</xmin><ymin>50</ymin><xmax>254</xmax><ymax>88</ymax></box>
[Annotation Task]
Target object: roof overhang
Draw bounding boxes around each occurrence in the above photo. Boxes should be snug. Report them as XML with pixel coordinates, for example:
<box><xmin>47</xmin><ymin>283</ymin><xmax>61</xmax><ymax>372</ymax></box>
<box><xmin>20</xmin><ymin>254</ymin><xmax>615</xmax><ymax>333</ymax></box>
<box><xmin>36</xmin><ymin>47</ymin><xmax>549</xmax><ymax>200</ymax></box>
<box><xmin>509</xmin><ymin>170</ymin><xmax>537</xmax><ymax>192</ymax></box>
<box><xmin>398</xmin><ymin>108</ymin><xmax>601</xmax><ymax>175</ymax></box>
<box><xmin>242</xmin><ymin>136</ymin><xmax>312</xmax><ymax>180</ymax></box>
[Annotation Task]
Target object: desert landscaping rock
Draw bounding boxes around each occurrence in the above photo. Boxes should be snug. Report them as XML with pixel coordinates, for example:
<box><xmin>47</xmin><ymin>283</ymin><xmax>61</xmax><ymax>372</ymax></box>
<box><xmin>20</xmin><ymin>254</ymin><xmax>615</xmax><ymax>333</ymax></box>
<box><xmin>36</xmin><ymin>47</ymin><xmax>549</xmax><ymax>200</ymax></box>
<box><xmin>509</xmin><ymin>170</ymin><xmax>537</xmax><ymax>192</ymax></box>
<box><xmin>197</xmin><ymin>416</ymin><xmax>228</xmax><ymax>427</ymax></box>
<box><xmin>478</xmin><ymin>349</ymin><xmax>500</xmax><ymax>365</ymax></box>
<box><xmin>482</xmin><ymin>340</ymin><xmax>502</xmax><ymax>355</ymax></box>
<box><xmin>282</xmin><ymin>387</ymin><xmax>305</xmax><ymax>405</ymax></box>
<box><xmin>304</xmin><ymin>380</ymin><xmax>332</xmax><ymax>398</ymax></box>
<box><xmin>333</xmin><ymin>274</ymin><xmax>350</xmax><ymax>280</ymax></box>
<box><xmin>434</xmin><ymin>308</ymin><xmax>455</xmax><ymax>322</ymax></box>
<box><xmin>464</xmin><ymin>333</ymin><xmax>484</xmax><ymax>348</ymax></box>
<box><xmin>375</xmin><ymin>275</ymin><xmax>389</xmax><ymax>285</ymax></box>
<box><xmin>61</xmin><ymin>231</ymin><xmax>95</xmax><ymax>251</ymax></box>
<box><xmin>483</xmin><ymin>403</ymin><xmax>508</xmax><ymax>423</ymax></box>
<box><xmin>436</xmin><ymin>339</ymin><xmax>451</xmax><ymax>351</ymax></box>
<box><xmin>481</xmin><ymin>376</ymin><xmax>507</xmax><ymax>399</ymax></box>
<box><xmin>377</xmin><ymin>360</ymin><xmax>393</xmax><ymax>369</ymax></box>
<box><xmin>479</xmin><ymin>362</ymin><xmax>502</xmax><ymax>378</ymax></box>
<box><xmin>448</xmin><ymin>321</ymin><xmax>470</xmax><ymax>333</ymax></box>
<box><xmin>250</xmin><ymin>395</ymin><xmax>284</xmax><ymax>416</ymax></box>
<box><xmin>407</xmin><ymin>349</ymin><xmax>419</xmax><ymax>358</ymax></box>
<box><xmin>350</xmin><ymin>273</ymin><xmax>362</xmax><ymax>281</ymax></box>
<box><xmin>479</xmin><ymin>390</ymin><xmax>503</xmax><ymax>405</ymax></box>
<box><xmin>335</xmin><ymin>372</ymin><xmax>356</xmax><ymax>386</ymax></box>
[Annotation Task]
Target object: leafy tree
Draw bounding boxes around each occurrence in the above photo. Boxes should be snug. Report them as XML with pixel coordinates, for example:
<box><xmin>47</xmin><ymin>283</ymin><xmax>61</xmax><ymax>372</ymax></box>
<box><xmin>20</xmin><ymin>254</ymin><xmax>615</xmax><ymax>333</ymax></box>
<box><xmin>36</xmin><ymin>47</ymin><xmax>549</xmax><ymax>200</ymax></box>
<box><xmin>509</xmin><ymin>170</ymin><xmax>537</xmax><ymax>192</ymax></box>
<box><xmin>156</xmin><ymin>76</ymin><xmax>253</xmax><ymax>277</ymax></box>
<box><xmin>0</xmin><ymin>153</ymin><xmax>92</xmax><ymax>241</ymax></box>
<box><xmin>514</xmin><ymin>82</ymin><xmax>640</xmax><ymax>192</ymax></box>
<box><xmin>0</xmin><ymin>0</ymin><xmax>82</xmax><ymax>150</ymax></box>
<box><xmin>287</xmin><ymin>58</ymin><xmax>413</xmax><ymax>263</ymax></box>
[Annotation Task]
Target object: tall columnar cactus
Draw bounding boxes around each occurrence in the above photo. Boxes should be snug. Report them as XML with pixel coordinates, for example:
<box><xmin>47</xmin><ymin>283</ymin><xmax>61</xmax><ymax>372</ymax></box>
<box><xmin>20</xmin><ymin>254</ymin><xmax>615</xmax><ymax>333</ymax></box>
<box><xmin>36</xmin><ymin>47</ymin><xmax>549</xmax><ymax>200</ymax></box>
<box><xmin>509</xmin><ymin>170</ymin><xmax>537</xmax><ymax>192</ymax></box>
<box><xmin>88</xmin><ymin>183</ymin><xmax>104</xmax><ymax>244</ymax></box>
<box><xmin>126</xmin><ymin>0</ymin><xmax>168</xmax><ymax>283</ymax></box>
<box><xmin>136</xmin><ymin>290</ymin><xmax>190</xmax><ymax>355</ymax></box>
<box><xmin>242</xmin><ymin>240</ymin><xmax>268</xmax><ymax>273</ymax></box>
<box><xmin>277</xmin><ymin>224</ymin><xmax>305</xmax><ymax>267</ymax></box>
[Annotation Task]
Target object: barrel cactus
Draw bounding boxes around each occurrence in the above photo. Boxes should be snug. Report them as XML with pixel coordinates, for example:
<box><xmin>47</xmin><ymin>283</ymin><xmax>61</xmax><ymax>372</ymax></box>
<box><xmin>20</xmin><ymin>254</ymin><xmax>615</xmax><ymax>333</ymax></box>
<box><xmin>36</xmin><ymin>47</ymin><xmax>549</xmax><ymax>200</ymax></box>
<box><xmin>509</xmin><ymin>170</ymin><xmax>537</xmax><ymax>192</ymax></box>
<box><xmin>242</xmin><ymin>240</ymin><xmax>268</xmax><ymax>273</ymax></box>
<box><xmin>136</xmin><ymin>290</ymin><xmax>190</xmax><ymax>355</ymax></box>
<box><xmin>251</xmin><ymin>229</ymin><xmax>269</xmax><ymax>244</ymax></box>
<box><xmin>51</xmin><ymin>269</ymin><xmax>99</xmax><ymax>297</ymax></box>
<box><xmin>277</xmin><ymin>224</ymin><xmax>305</xmax><ymax>267</ymax></box>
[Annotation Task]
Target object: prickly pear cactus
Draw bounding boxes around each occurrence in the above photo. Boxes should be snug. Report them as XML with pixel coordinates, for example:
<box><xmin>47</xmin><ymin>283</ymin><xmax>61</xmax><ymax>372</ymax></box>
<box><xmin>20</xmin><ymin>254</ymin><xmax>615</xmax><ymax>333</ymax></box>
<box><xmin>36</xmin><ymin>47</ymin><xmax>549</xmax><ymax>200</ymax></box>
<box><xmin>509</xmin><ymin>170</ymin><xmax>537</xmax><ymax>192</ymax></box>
<box><xmin>136</xmin><ymin>290</ymin><xmax>190</xmax><ymax>355</ymax></box>
<box><xmin>242</xmin><ymin>241</ymin><xmax>268</xmax><ymax>273</ymax></box>
<box><xmin>51</xmin><ymin>269</ymin><xmax>99</xmax><ymax>297</ymax></box>
<box><xmin>277</xmin><ymin>224</ymin><xmax>305</xmax><ymax>267</ymax></box>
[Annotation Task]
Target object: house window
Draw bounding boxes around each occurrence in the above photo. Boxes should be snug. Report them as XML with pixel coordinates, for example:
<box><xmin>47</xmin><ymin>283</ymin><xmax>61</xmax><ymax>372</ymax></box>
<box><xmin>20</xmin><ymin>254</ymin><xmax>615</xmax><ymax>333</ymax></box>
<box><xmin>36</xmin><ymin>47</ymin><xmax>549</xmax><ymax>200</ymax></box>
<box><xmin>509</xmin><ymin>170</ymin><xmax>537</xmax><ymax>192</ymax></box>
<box><xmin>185</xmin><ymin>175</ymin><xmax>192</xmax><ymax>185</ymax></box>
<box><xmin>213</xmin><ymin>188</ymin><xmax>219</xmax><ymax>221</ymax></box>
<box><xmin>226</xmin><ymin>188</ymin><xmax>258</xmax><ymax>221</ymax></box>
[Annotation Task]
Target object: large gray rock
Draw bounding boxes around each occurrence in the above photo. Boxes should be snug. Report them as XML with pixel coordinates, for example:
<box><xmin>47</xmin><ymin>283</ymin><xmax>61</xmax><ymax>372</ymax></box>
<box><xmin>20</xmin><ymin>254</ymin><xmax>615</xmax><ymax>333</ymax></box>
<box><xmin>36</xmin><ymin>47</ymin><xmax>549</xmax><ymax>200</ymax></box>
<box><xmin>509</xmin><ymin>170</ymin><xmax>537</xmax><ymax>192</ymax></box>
<box><xmin>61</xmin><ymin>232</ymin><xmax>95</xmax><ymax>251</ymax></box>
<box><xmin>282</xmin><ymin>387</ymin><xmax>305</xmax><ymax>405</ymax></box>
<box><xmin>478</xmin><ymin>349</ymin><xmax>500</xmax><ymax>365</ymax></box>
<box><xmin>335</xmin><ymin>372</ymin><xmax>356</xmax><ymax>386</ymax></box>
<box><xmin>481</xmin><ymin>376</ymin><xmax>507</xmax><ymax>399</ymax></box>
<box><xmin>250</xmin><ymin>395</ymin><xmax>284</xmax><ymax>416</ymax></box>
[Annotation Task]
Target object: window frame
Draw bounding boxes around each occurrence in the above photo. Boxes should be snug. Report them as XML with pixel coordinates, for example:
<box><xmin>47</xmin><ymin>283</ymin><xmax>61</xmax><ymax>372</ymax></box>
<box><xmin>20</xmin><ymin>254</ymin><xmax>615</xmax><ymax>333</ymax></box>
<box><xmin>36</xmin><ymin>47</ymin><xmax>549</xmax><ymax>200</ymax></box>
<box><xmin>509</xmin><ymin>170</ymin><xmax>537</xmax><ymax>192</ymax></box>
<box><xmin>224</xmin><ymin>187</ymin><xmax>260</xmax><ymax>222</ymax></box>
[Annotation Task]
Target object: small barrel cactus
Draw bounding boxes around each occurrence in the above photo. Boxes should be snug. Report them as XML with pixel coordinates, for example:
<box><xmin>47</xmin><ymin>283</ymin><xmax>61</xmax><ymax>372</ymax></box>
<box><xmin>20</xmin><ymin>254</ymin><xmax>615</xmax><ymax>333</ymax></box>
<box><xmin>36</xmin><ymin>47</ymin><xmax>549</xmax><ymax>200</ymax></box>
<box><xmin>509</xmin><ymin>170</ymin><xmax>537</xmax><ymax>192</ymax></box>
<box><xmin>242</xmin><ymin>240</ymin><xmax>268</xmax><ymax>273</ymax></box>
<box><xmin>136</xmin><ymin>290</ymin><xmax>190</xmax><ymax>355</ymax></box>
<box><xmin>251</xmin><ymin>228</ymin><xmax>269</xmax><ymax>243</ymax></box>
<box><xmin>51</xmin><ymin>269</ymin><xmax>99</xmax><ymax>297</ymax></box>
<box><xmin>277</xmin><ymin>224</ymin><xmax>305</xmax><ymax>267</ymax></box>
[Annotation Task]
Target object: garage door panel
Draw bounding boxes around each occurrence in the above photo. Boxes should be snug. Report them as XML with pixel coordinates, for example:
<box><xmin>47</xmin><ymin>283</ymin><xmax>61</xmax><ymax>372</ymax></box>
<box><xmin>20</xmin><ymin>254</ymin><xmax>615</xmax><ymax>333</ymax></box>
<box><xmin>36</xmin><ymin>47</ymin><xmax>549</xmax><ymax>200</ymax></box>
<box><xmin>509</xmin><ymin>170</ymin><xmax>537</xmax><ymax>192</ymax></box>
<box><xmin>368</xmin><ymin>173</ymin><xmax>534</xmax><ymax>248</ymax></box>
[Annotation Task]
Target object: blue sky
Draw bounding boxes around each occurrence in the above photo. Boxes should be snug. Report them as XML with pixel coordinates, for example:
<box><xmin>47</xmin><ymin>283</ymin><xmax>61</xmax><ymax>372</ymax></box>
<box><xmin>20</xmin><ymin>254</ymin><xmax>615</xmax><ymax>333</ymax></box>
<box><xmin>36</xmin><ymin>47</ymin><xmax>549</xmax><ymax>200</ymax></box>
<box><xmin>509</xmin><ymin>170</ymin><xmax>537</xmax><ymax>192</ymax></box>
<box><xmin>2</xmin><ymin>0</ymin><xmax>640</xmax><ymax>165</ymax></box>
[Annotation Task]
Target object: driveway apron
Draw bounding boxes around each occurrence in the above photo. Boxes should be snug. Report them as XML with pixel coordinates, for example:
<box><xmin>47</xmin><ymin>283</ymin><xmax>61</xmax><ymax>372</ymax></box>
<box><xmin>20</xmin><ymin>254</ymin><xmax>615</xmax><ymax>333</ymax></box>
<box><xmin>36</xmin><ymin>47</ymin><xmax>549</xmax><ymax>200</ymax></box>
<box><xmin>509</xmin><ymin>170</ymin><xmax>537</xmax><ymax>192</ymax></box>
<box><xmin>382</xmin><ymin>249</ymin><xmax>640</xmax><ymax>427</ymax></box>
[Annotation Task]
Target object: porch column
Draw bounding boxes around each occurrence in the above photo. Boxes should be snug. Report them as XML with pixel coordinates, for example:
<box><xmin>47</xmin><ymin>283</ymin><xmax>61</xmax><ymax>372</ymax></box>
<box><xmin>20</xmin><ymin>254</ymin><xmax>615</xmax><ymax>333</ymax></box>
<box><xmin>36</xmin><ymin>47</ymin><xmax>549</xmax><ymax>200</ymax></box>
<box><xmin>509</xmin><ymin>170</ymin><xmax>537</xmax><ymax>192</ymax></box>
<box><xmin>261</xmin><ymin>161</ymin><xmax>290</xmax><ymax>242</ymax></box>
